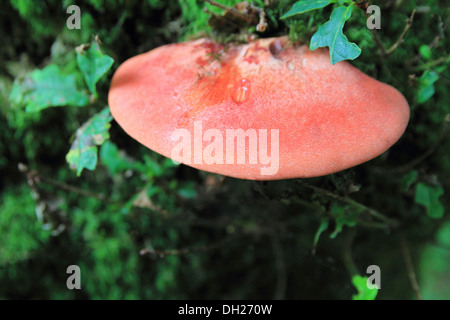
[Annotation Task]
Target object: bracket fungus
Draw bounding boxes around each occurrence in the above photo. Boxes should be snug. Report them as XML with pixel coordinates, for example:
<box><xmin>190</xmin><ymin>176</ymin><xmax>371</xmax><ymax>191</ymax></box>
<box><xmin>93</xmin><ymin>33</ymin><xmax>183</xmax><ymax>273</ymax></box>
<box><xmin>108</xmin><ymin>37</ymin><xmax>410</xmax><ymax>180</ymax></box>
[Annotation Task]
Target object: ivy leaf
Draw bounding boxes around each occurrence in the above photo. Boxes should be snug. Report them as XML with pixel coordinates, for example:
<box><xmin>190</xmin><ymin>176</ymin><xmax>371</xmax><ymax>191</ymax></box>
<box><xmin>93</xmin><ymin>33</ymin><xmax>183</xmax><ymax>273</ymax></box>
<box><xmin>352</xmin><ymin>275</ymin><xmax>378</xmax><ymax>300</ymax></box>
<box><xmin>66</xmin><ymin>107</ymin><xmax>113</xmax><ymax>176</ymax></box>
<box><xmin>417</xmin><ymin>70</ymin><xmax>439</xmax><ymax>104</ymax></box>
<box><xmin>9</xmin><ymin>64</ymin><xmax>90</xmax><ymax>112</ymax></box>
<box><xmin>280</xmin><ymin>0</ymin><xmax>333</xmax><ymax>19</ymax></box>
<box><xmin>310</xmin><ymin>5</ymin><xmax>362</xmax><ymax>64</ymax></box>
<box><xmin>415</xmin><ymin>183</ymin><xmax>445</xmax><ymax>219</ymax></box>
<box><xmin>76</xmin><ymin>40</ymin><xmax>114</xmax><ymax>96</ymax></box>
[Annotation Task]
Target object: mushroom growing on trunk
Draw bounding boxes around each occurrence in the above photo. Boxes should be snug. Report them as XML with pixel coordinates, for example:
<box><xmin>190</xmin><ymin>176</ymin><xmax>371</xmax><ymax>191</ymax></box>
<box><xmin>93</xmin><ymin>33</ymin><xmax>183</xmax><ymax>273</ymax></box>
<box><xmin>108</xmin><ymin>37</ymin><xmax>410</xmax><ymax>180</ymax></box>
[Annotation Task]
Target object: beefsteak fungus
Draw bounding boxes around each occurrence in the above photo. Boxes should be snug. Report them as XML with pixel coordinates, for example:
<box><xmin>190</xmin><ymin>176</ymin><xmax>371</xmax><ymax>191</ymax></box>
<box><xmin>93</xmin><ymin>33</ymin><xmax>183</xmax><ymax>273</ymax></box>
<box><xmin>108</xmin><ymin>37</ymin><xmax>410</xmax><ymax>180</ymax></box>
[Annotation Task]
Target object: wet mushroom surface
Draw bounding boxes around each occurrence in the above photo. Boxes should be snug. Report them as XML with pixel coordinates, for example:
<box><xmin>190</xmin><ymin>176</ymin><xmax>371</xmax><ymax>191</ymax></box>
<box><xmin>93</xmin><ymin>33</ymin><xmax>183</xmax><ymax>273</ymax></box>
<box><xmin>109</xmin><ymin>37</ymin><xmax>410</xmax><ymax>180</ymax></box>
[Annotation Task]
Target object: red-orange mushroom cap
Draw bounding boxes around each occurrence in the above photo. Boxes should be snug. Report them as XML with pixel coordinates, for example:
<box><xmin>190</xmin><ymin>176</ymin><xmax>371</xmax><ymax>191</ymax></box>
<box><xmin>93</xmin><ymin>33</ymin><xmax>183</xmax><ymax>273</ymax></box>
<box><xmin>108</xmin><ymin>37</ymin><xmax>410</xmax><ymax>180</ymax></box>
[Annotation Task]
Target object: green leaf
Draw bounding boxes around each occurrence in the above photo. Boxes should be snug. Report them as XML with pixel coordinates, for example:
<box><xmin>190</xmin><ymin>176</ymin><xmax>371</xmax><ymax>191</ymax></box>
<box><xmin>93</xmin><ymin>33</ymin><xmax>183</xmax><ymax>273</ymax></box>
<box><xmin>141</xmin><ymin>155</ymin><xmax>178</xmax><ymax>179</ymax></box>
<box><xmin>66</xmin><ymin>107</ymin><xmax>113</xmax><ymax>176</ymax></box>
<box><xmin>415</xmin><ymin>182</ymin><xmax>445</xmax><ymax>219</ymax></box>
<box><xmin>9</xmin><ymin>64</ymin><xmax>90</xmax><ymax>112</ymax></box>
<box><xmin>330</xmin><ymin>202</ymin><xmax>359</xmax><ymax>238</ymax></box>
<box><xmin>280</xmin><ymin>0</ymin><xmax>333</xmax><ymax>19</ymax></box>
<box><xmin>417</xmin><ymin>70</ymin><xmax>439</xmax><ymax>104</ymax></box>
<box><xmin>419</xmin><ymin>45</ymin><xmax>432</xmax><ymax>60</ymax></box>
<box><xmin>312</xmin><ymin>217</ymin><xmax>329</xmax><ymax>253</ymax></box>
<box><xmin>352</xmin><ymin>275</ymin><xmax>378</xmax><ymax>300</ymax></box>
<box><xmin>400</xmin><ymin>170</ymin><xmax>418</xmax><ymax>192</ymax></box>
<box><xmin>310</xmin><ymin>5</ymin><xmax>362</xmax><ymax>64</ymax></box>
<box><xmin>100</xmin><ymin>141</ymin><xmax>141</xmax><ymax>176</ymax></box>
<box><xmin>76</xmin><ymin>41</ymin><xmax>114</xmax><ymax>95</ymax></box>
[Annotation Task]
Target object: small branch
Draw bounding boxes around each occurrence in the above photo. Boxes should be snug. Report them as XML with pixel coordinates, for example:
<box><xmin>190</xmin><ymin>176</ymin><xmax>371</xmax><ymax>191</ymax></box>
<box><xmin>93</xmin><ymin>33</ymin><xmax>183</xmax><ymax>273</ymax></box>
<box><xmin>406</xmin><ymin>35</ymin><xmax>441</xmax><ymax>66</ymax></box>
<box><xmin>133</xmin><ymin>188</ymin><xmax>170</xmax><ymax>216</ymax></box>
<box><xmin>140</xmin><ymin>234</ymin><xmax>237</xmax><ymax>257</ymax></box>
<box><xmin>18</xmin><ymin>163</ymin><xmax>108</xmax><ymax>202</ymax></box>
<box><xmin>385</xmin><ymin>9</ymin><xmax>416</xmax><ymax>56</ymax></box>
<box><xmin>400</xmin><ymin>234</ymin><xmax>422</xmax><ymax>300</ymax></box>
<box><xmin>356</xmin><ymin>219</ymin><xmax>391</xmax><ymax>230</ymax></box>
<box><xmin>406</xmin><ymin>15</ymin><xmax>445</xmax><ymax>67</ymax></box>
<box><xmin>364</xmin><ymin>9</ymin><xmax>416</xmax><ymax>56</ymax></box>
<box><xmin>412</xmin><ymin>54</ymin><xmax>450</xmax><ymax>72</ymax></box>
<box><xmin>298</xmin><ymin>181</ymin><xmax>400</xmax><ymax>228</ymax></box>
<box><xmin>370</xmin><ymin>28</ymin><xmax>388</xmax><ymax>55</ymax></box>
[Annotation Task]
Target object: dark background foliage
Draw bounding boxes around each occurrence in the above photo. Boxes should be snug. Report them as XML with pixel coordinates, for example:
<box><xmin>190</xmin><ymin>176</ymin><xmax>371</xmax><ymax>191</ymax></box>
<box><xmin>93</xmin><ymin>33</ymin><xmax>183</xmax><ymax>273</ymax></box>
<box><xmin>0</xmin><ymin>0</ymin><xmax>449</xmax><ymax>299</ymax></box>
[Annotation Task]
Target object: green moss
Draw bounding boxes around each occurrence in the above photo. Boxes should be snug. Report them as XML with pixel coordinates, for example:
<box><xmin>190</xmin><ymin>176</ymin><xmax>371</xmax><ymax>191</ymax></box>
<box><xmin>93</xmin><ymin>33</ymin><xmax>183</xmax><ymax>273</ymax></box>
<box><xmin>0</xmin><ymin>186</ymin><xmax>51</xmax><ymax>265</ymax></box>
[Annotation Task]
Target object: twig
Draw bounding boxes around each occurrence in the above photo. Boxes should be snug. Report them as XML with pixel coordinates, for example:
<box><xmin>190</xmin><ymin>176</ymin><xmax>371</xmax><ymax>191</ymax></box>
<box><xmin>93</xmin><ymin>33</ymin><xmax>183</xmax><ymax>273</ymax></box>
<box><xmin>385</xmin><ymin>9</ymin><xmax>416</xmax><ymax>56</ymax></box>
<box><xmin>356</xmin><ymin>219</ymin><xmax>391</xmax><ymax>229</ymax></box>
<box><xmin>298</xmin><ymin>181</ymin><xmax>400</xmax><ymax>228</ymax></box>
<box><xmin>406</xmin><ymin>35</ymin><xmax>441</xmax><ymax>66</ymax></box>
<box><xmin>400</xmin><ymin>234</ymin><xmax>422</xmax><ymax>300</ymax></box>
<box><xmin>412</xmin><ymin>54</ymin><xmax>450</xmax><ymax>72</ymax></box>
<box><xmin>406</xmin><ymin>15</ymin><xmax>445</xmax><ymax>67</ymax></box>
<box><xmin>132</xmin><ymin>188</ymin><xmax>170</xmax><ymax>216</ymax></box>
<box><xmin>18</xmin><ymin>163</ymin><xmax>108</xmax><ymax>202</ymax></box>
<box><xmin>364</xmin><ymin>9</ymin><xmax>416</xmax><ymax>56</ymax></box>
<box><xmin>140</xmin><ymin>233</ymin><xmax>238</xmax><ymax>257</ymax></box>
<box><xmin>370</xmin><ymin>27</ymin><xmax>388</xmax><ymax>55</ymax></box>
